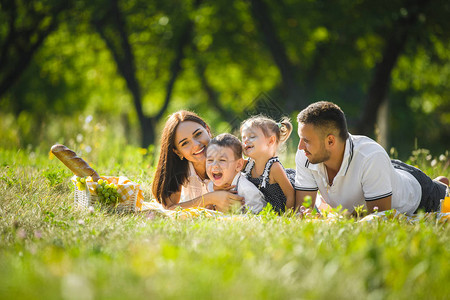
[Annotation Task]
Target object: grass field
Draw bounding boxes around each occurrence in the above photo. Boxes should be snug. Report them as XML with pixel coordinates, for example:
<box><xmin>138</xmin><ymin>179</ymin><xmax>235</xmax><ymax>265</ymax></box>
<box><xmin>1</xmin><ymin>145</ymin><xmax>449</xmax><ymax>300</ymax></box>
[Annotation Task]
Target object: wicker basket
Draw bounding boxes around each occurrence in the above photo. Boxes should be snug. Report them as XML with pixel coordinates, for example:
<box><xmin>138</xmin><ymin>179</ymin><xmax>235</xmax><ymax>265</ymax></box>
<box><xmin>73</xmin><ymin>178</ymin><xmax>139</xmax><ymax>213</ymax></box>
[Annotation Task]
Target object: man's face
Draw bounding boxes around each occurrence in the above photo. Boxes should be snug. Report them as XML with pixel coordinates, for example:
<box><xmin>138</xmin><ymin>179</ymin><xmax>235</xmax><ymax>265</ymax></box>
<box><xmin>297</xmin><ymin>122</ymin><xmax>330</xmax><ymax>164</ymax></box>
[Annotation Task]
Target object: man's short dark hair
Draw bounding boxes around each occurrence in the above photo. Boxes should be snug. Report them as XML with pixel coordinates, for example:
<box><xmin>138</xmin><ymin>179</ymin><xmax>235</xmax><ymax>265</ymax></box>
<box><xmin>207</xmin><ymin>133</ymin><xmax>243</xmax><ymax>159</ymax></box>
<box><xmin>297</xmin><ymin>101</ymin><xmax>349</xmax><ymax>141</ymax></box>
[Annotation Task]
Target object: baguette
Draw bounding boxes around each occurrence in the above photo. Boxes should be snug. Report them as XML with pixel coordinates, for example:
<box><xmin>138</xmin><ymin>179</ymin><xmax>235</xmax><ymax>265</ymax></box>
<box><xmin>51</xmin><ymin>144</ymin><xmax>100</xmax><ymax>181</ymax></box>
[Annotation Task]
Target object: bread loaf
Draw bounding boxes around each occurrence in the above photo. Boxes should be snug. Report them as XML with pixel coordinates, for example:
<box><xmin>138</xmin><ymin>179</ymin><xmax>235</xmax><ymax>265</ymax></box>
<box><xmin>51</xmin><ymin>144</ymin><xmax>100</xmax><ymax>181</ymax></box>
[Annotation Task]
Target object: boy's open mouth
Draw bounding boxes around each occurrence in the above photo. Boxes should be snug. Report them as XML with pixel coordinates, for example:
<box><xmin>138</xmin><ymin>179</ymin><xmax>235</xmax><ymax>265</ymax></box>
<box><xmin>212</xmin><ymin>172</ymin><xmax>223</xmax><ymax>180</ymax></box>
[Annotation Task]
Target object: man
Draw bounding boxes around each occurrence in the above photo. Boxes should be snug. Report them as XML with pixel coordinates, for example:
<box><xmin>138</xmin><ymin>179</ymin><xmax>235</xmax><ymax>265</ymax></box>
<box><xmin>295</xmin><ymin>101</ymin><xmax>448</xmax><ymax>215</ymax></box>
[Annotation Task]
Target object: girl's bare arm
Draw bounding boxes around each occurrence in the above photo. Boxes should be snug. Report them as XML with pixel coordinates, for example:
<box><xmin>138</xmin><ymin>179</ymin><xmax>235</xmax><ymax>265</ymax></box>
<box><xmin>270</xmin><ymin>162</ymin><xmax>295</xmax><ymax>210</ymax></box>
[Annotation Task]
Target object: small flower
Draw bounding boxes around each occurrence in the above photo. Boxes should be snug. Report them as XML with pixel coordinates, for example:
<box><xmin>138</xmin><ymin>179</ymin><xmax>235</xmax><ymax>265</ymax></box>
<box><xmin>431</xmin><ymin>159</ymin><xmax>437</xmax><ymax>167</ymax></box>
<box><xmin>146</xmin><ymin>211</ymin><xmax>157</xmax><ymax>220</ymax></box>
<box><xmin>439</xmin><ymin>154</ymin><xmax>446</xmax><ymax>161</ymax></box>
<box><xmin>88</xmin><ymin>206</ymin><xmax>95</xmax><ymax>214</ymax></box>
<box><xmin>138</xmin><ymin>148</ymin><xmax>148</xmax><ymax>155</ymax></box>
<box><xmin>85</xmin><ymin>115</ymin><xmax>93</xmax><ymax>124</ymax></box>
<box><xmin>77</xmin><ymin>219</ymin><xmax>85</xmax><ymax>226</ymax></box>
<box><xmin>373</xmin><ymin>206</ymin><xmax>379</xmax><ymax>212</ymax></box>
<box><xmin>17</xmin><ymin>228</ymin><xmax>26</xmax><ymax>239</ymax></box>
<box><xmin>34</xmin><ymin>230</ymin><xmax>42</xmax><ymax>239</ymax></box>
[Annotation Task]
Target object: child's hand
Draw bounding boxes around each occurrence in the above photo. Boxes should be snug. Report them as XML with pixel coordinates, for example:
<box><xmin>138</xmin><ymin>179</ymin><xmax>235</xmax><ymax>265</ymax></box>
<box><xmin>212</xmin><ymin>191</ymin><xmax>244</xmax><ymax>212</ymax></box>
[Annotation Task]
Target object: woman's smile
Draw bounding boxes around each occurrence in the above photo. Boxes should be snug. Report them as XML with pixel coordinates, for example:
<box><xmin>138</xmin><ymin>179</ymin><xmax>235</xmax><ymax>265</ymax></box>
<box><xmin>193</xmin><ymin>146</ymin><xmax>206</xmax><ymax>156</ymax></box>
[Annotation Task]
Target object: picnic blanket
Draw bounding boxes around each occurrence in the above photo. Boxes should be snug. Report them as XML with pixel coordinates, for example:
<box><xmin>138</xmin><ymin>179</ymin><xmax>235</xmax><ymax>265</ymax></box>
<box><xmin>359</xmin><ymin>209</ymin><xmax>450</xmax><ymax>224</ymax></box>
<box><xmin>141</xmin><ymin>200</ymin><xmax>224</xmax><ymax>219</ymax></box>
<box><xmin>139</xmin><ymin>200</ymin><xmax>450</xmax><ymax>223</ymax></box>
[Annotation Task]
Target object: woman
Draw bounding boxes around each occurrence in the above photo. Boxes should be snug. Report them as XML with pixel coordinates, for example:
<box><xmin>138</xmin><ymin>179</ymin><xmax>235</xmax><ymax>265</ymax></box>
<box><xmin>152</xmin><ymin>110</ymin><xmax>244</xmax><ymax>211</ymax></box>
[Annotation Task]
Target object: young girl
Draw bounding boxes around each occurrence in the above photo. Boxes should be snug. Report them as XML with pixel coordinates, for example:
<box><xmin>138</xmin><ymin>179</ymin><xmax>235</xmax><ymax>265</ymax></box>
<box><xmin>240</xmin><ymin>115</ymin><xmax>295</xmax><ymax>213</ymax></box>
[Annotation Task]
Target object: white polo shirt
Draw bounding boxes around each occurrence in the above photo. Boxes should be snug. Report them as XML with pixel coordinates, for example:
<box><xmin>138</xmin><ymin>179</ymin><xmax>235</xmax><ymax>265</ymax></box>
<box><xmin>180</xmin><ymin>162</ymin><xmax>210</xmax><ymax>203</ymax></box>
<box><xmin>295</xmin><ymin>134</ymin><xmax>421</xmax><ymax>214</ymax></box>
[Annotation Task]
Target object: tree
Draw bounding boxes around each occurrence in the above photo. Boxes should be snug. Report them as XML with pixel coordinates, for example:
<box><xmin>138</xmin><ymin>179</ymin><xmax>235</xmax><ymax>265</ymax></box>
<box><xmin>248</xmin><ymin>0</ymin><xmax>304</xmax><ymax>111</ymax></box>
<box><xmin>0</xmin><ymin>0</ymin><xmax>72</xmax><ymax>105</ymax></box>
<box><xmin>91</xmin><ymin>0</ymin><xmax>202</xmax><ymax>147</ymax></box>
<box><xmin>356</xmin><ymin>0</ymin><xmax>439</xmax><ymax>137</ymax></box>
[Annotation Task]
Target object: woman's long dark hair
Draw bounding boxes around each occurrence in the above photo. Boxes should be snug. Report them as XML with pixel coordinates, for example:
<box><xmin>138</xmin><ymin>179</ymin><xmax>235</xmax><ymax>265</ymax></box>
<box><xmin>152</xmin><ymin>111</ymin><xmax>209</xmax><ymax>206</ymax></box>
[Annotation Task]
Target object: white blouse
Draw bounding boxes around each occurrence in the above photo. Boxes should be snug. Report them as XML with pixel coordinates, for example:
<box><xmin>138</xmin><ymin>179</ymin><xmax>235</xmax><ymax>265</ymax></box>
<box><xmin>180</xmin><ymin>162</ymin><xmax>210</xmax><ymax>203</ymax></box>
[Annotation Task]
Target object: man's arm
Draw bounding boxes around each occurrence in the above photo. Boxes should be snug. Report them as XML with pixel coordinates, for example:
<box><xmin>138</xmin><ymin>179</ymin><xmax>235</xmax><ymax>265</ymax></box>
<box><xmin>360</xmin><ymin>151</ymin><xmax>396</xmax><ymax>214</ymax></box>
<box><xmin>365</xmin><ymin>195</ymin><xmax>391</xmax><ymax>213</ymax></box>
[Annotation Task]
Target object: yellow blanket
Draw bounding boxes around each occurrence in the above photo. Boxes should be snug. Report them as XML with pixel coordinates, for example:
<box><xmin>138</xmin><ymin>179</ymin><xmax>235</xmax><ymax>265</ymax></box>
<box><xmin>140</xmin><ymin>200</ymin><xmax>450</xmax><ymax>223</ymax></box>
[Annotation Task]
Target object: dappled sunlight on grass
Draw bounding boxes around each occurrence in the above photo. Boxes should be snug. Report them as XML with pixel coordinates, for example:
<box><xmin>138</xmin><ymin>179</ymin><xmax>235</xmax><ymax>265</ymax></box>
<box><xmin>0</xmin><ymin>146</ymin><xmax>449</xmax><ymax>299</ymax></box>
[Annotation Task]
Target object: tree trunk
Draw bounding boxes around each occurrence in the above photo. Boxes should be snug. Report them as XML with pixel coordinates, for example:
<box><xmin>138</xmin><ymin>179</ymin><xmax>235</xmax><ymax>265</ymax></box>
<box><xmin>376</xmin><ymin>98</ymin><xmax>389</xmax><ymax>149</ymax></box>
<box><xmin>356</xmin><ymin>0</ymin><xmax>427</xmax><ymax>137</ymax></box>
<box><xmin>248</xmin><ymin>0</ymin><xmax>304</xmax><ymax>111</ymax></box>
<box><xmin>154</xmin><ymin>0</ymin><xmax>202</xmax><ymax>122</ymax></box>
<box><xmin>93</xmin><ymin>0</ymin><xmax>201</xmax><ymax>148</ymax></box>
<box><xmin>356</xmin><ymin>35</ymin><xmax>407</xmax><ymax>137</ymax></box>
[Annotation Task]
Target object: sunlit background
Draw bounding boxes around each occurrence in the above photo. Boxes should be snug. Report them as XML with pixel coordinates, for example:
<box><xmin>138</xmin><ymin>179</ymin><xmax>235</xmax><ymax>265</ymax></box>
<box><xmin>1</xmin><ymin>0</ymin><xmax>449</xmax><ymax>161</ymax></box>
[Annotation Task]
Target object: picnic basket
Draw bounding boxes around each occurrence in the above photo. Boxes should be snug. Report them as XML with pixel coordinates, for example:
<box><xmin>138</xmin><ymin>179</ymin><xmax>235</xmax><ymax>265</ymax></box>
<box><xmin>50</xmin><ymin>144</ymin><xmax>144</xmax><ymax>213</ymax></box>
<box><xmin>72</xmin><ymin>175</ymin><xmax>143</xmax><ymax>213</ymax></box>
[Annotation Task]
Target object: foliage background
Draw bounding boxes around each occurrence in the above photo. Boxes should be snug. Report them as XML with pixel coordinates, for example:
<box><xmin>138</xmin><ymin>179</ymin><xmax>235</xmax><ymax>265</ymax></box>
<box><xmin>0</xmin><ymin>0</ymin><xmax>449</xmax><ymax>159</ymax></box>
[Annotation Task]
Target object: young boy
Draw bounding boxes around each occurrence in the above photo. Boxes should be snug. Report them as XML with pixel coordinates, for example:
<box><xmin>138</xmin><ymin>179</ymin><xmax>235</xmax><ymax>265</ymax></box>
<box><xmin>206</xmin><ymin>133</ymin><xmax>266</xmax><ymax>214</ymax></box>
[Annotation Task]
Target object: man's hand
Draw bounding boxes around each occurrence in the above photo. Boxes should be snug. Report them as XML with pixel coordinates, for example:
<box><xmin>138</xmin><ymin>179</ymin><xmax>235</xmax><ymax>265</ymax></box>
<box><xmin>366</xmin><ymin>195</ymin><xmax>391</xmax><ymax>213</ymax></box>
<box><xmin>295</xmin><ymin>190</ymin><xmax>318</xmax><ymax>212</ymax></box>
<box><xmin>296</xmin><ymin>205</ymin><xmax>322</xmax><ymax>219</ymax></box>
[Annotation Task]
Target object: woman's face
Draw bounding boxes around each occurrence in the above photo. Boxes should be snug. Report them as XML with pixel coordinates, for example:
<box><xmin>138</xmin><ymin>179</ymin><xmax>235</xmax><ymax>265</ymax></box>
<box><xmin>173</xmin><ymin>121</ymin><xmax>211</xmax><ymax>164</ymax></box>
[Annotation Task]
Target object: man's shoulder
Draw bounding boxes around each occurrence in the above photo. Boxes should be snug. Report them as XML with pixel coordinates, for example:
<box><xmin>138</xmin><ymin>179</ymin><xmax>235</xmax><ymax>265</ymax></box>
<box><xmin>350</xmin><ymin>134</ymin><xmax>388</xmax><ymax>160</ymax></box>
<box><xmin>295</xmin><ymin>149</ymin><xmax>311</xmax><ymax>168</ymax></box>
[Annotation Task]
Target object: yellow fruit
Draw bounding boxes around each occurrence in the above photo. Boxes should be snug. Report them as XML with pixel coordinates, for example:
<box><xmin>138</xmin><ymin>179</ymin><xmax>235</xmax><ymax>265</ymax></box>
<box><xmin>442</xmin><ymin>196</ymin><xmax>450</xmax><ymax>213</ymax></box>
<box><xmin>76</xmin><ymin>182</ymin><xmax>85</xmax><ymax>191</ymax></box>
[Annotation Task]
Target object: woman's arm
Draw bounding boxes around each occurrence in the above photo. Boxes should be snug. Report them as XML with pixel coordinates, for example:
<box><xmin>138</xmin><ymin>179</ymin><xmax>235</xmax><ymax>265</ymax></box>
<box><xmin>164</xmin><ymin>190</ymin><xmax>244</xmax><ymax>212</ymax></box>
<box><xmin>270</xmin><ymin>162</ymin><xmax>295</xmax><ymax>210</ymax></box>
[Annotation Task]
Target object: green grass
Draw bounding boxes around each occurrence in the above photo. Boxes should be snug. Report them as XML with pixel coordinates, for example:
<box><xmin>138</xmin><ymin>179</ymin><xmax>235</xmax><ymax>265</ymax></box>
<box><xmin>1</xmin><ymin>146</ymin><xmax>449</xmax><ymax>300</ymax></box>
